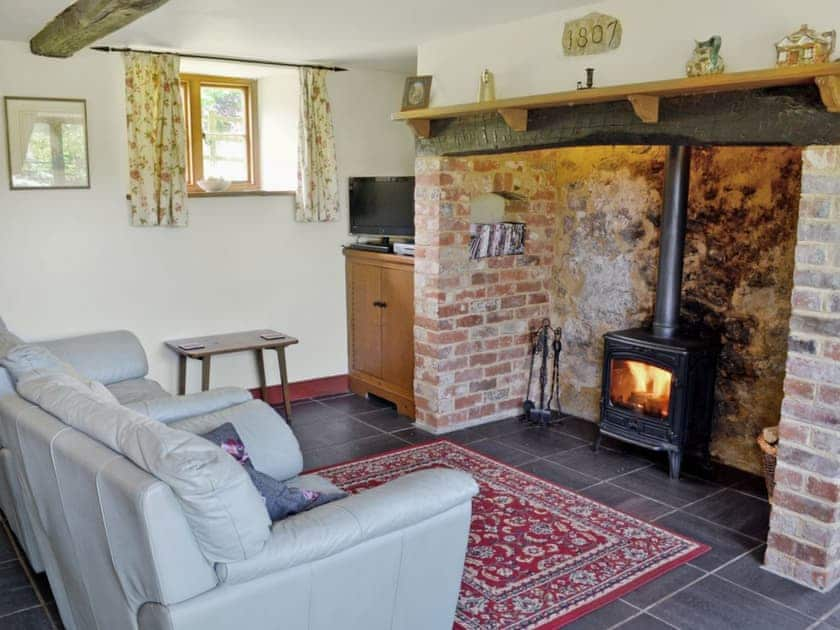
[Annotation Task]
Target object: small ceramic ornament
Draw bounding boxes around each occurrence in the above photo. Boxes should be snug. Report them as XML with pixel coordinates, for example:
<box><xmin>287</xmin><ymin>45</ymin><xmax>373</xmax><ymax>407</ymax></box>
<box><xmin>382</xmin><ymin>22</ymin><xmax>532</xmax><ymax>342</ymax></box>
<box><xmin>776</xmin><ymin>24</ymin><xmax>836</xmax><ymax>66</ymax></box>
<box><xmin>478</xmin><ymin>69</ymin><xmax>496</xmax><ymax>102</ymax></box>
<box><xmin>686</xmin><ymin>36</ymin><xmax>725</xmax><ymax>77</ymax></box>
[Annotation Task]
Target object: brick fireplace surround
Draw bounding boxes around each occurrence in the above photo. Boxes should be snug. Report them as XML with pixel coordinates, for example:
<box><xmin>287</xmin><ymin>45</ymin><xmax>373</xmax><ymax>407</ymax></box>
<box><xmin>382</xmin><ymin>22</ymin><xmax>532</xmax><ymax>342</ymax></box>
<box><xmin>413</xmin><ymin>135</ymin><xmax>840</xmax><ymax>589</ymax></box>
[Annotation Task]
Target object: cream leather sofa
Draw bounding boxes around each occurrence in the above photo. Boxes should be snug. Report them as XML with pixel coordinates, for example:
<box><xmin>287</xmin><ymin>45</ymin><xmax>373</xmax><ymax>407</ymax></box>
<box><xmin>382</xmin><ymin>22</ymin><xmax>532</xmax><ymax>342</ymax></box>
<box><xmin>0</xmin><ymin>322</ymin><xmax>477</xmax><ymax>630</ymax></box>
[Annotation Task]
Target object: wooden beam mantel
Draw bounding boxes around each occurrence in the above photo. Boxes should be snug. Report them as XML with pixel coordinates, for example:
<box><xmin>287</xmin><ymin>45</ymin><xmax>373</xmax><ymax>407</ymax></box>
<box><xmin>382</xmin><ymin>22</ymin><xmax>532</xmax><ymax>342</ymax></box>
<box><xmin>394</xmin><ymin>64</ymin><xmax>840</xmax><ymax>138</ymax></box>
<box><xmin>31</xmin><ymin>0</ymin><xmax>171</xmax><ymax>58</ymax></box>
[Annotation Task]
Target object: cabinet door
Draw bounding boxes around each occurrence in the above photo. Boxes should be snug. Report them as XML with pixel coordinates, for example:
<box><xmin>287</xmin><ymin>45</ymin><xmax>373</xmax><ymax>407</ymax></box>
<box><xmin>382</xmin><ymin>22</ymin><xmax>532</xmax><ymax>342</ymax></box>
<box><xmin>348</xmin><ymin>261</ymin><xmax>382</xmax><ymax>378</ymax></box>
<box><xmin>380</xmin><ymin>265</ymin><xmax>414</xmax><ymax>393</ymax></box>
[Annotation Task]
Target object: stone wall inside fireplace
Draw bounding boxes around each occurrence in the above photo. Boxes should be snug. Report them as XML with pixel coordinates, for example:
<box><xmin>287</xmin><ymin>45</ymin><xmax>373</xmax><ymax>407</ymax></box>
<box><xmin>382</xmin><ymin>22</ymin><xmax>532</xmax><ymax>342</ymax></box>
<box><xmin>415</xmin><ymin>145</ymin><xmax>803</xmax><ymax>474</ymax></box>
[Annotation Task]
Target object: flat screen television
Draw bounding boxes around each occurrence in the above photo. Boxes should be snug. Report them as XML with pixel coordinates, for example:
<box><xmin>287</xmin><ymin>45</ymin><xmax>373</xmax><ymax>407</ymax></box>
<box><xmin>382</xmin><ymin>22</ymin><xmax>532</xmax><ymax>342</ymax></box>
<box><xmin>349</xmin><ymin>176</ymin><xmax>415</xmax><ymax>237</ymax></box>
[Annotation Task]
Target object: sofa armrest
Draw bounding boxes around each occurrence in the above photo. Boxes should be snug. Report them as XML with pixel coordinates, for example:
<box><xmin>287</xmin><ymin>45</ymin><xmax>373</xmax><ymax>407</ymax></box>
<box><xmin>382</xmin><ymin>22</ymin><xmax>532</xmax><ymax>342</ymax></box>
<box><xmin>41</xmin><ymin>330</ymin><xmax>148</xmax><ymax>385</ymax></box>
<box><xmin>126</xmin><ymin>388</ymin><xmax>253</xmax><ymax>423</ymax></box>
<box><xmin>169</xmin><ymin>400</ymin><xmax>303</xmax><ymax>481</ymax></box>
<box><xmin>215</xmin><ymin>468</ymin><xmax>478</xmax><ymax>585</ymax></box>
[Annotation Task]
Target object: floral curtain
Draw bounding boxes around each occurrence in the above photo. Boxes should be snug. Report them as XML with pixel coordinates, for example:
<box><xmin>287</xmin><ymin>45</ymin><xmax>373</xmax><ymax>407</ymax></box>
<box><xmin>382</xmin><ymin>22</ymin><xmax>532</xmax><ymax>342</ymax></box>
<box><xmin>123</xmin><ymin>52</ymin><xmax>188</xmax><ymax>227</ymax></box>
<box><xmin>296</xmin><ymin>68</ymin><xmax>339</xmax><ymax>222</ymax></box>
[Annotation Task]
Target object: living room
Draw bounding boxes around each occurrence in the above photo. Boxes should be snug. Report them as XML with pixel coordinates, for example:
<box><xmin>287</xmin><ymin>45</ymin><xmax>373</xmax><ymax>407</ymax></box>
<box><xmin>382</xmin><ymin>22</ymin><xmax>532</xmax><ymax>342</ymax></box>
<box><xmin>0</xmin><ymin>0</ymin><xmax>839</xmax><ymax>629</ymax></box>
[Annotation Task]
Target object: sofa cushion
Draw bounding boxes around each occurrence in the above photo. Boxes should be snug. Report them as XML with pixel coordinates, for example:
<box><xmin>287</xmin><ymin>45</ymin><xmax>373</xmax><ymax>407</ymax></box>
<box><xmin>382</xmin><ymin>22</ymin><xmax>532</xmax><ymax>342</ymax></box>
<box><xmin>107</xmin><ymin>378</ymin><xmax>169</xmax><ymax>405</ymax></box>
<box><xmin>216</xmin><ymin>468</ymin><xmax>479</xmax><ymax>585</ymax></box>
<box><xmin>0</xmin><ymin>328</ymin><xmax>23</xmax><ymax>360</ymax></box>
<box><xmin>1</xmin><ymin>345</ymin><xmax>119</xmax><ymax>403</ymax></box>
<box><xmin>169</xmin><ymin>400</ymin><xmax>303</xmax><ymax>481</ymax></box>
<box><xmin>14</xmin><ymin>371</ymin><xmax>272</xmax><ymax>563</ymax></box>
<box><xmin>126</xmin><ymin>387</ymin><xmax>252</xmax><ymax>423</ymax></box>
<box><xmin>41</xmin><ymin>330</ymin><xmax>149</xmax><ymax>385</ymax></box>
<box><xmin>200</xmin><ymin>423</ymin><xmax>345</xmax><ymax>521</ymax></box>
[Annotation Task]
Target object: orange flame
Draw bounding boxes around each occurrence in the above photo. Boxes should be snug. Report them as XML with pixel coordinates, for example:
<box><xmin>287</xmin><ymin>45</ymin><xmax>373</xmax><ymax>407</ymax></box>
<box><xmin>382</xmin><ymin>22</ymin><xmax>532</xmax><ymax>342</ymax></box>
<box><xmin>610</xmin><ymin>359</ymin><xmax>673</xmax><ymax>418</ymax></box>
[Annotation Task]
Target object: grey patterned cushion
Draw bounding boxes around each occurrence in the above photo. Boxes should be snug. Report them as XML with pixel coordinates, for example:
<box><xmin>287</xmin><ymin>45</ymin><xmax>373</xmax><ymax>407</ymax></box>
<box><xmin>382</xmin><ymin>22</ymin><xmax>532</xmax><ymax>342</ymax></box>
<box><xmin>201</xmin><ymin>423</ymin><xmax>346</xmax><ymax>521</ymax></box>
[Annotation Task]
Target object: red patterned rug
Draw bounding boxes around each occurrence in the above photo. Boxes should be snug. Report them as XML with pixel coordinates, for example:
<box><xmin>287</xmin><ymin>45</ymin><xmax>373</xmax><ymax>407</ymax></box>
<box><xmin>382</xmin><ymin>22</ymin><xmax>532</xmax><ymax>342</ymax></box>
<box><xmin>316</xmin><ymin>440</ymin><xmax>709</xmax><ymax>629</ymax></box>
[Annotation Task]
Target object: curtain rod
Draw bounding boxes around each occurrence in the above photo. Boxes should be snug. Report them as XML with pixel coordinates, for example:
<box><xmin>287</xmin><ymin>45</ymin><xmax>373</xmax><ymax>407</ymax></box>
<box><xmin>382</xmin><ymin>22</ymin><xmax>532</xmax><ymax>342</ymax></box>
<box><xmin>90</xmin><ymin>46</ymin><xmax>348</xmax><ymax>72</ymax></box>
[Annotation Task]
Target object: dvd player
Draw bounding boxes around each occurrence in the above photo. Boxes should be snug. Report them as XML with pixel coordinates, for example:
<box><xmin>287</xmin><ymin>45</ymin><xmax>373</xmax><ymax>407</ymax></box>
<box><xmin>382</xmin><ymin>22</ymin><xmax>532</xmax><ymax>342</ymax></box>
<box><xmin>346</xmin><ymin>243</ymin><xmax>391</xmax><ymax>253</ymax></box>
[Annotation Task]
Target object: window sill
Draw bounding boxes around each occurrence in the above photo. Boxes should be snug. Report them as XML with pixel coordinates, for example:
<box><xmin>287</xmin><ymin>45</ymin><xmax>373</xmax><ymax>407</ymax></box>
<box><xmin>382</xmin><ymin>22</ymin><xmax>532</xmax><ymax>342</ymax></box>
<box><xmin>187</xmin><ymin>190</ymin><xmax>295</xmax><ymax>198</ymax></box>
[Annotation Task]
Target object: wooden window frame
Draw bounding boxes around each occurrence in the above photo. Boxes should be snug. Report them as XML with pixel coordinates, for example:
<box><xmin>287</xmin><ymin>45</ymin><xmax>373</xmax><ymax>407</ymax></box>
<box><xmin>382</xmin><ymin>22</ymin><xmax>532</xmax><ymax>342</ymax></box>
<box><xmin>180</xmin><ymin>73</ymin><xmax>260</xmax><ymax>193</ymax></box>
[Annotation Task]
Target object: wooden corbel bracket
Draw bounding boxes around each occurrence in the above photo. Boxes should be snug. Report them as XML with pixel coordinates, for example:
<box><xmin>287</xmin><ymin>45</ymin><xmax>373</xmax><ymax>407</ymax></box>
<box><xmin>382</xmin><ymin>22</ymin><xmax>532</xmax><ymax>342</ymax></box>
<box><xmin>498</xmin><ymin>108</ymin><xmax>528</xmax><ymax>132</ymax></box>
<box><xmin>627</xmin><ymin>94</ymin><xmax>660</xmax><ymax>123</ymax></box>
<box><xmin>406</xmin><ymin>119</ymin><xmax>431</xmax><ymax>139</ymax></box>
<box><xmin>816</xmin><ymin>75</ymin><xmax>840</xmax><ymax>113</ymax></box>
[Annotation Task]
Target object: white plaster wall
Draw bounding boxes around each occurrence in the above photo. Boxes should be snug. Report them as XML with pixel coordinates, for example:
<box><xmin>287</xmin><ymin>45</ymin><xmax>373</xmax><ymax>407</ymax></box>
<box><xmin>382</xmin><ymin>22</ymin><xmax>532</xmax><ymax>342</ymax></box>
<box><xmin>0</xmin><ymin>41</ymin><xmax>414</xmax><ymax>392</ymax></box>
<box><xmin>418</xmin><ymin>0</ymin><xmax>840</xmax><ymax>106</ymax></box>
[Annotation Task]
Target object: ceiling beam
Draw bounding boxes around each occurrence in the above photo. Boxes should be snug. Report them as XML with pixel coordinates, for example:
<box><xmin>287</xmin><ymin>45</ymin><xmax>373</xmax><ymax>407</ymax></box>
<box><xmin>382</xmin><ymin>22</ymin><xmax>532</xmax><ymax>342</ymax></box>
<box><xmin>30</xmin><ymin>0</ymin><xmax>171</xmax><ymax>58</ymax></box>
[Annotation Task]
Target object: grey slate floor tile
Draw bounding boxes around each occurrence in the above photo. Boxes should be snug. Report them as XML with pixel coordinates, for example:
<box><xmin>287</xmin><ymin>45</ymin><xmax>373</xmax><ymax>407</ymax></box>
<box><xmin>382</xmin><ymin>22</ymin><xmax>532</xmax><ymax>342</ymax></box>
<box><xmin>616</xmin><ymin>613</ymin><xmax>677</xmax><ymax>629</ymax></box>
<box><xmin>317</xmin><ymin>392</ymin><xmax>390</xmax><ymax>415</ymax></box>
<box><xmin>516</xmin><ymin>459</ymin><xmax>600</xmax><ymax>490</ymax></box>
<box><xmin>0</xmin><ymin>607</ymin><xmax>54</xmax><ymax>629</ymax></box>
<box><xmin>352</xmin><ymin>407</ymin><xmax>414</xmax><ymax>431</ymax></box>
<box><xmin>494</xmin><ymin>426</ymin><xmax>588</xmax><ymax>456</ymax></box>
<box><xmin>279</xmin><ymin>399</ymin><xmax>350</xmax><ymax>423</ymax></box>
<box><xmin>649</xmin><ymin>574</ymin><xmax>813</xmax><ymax>630</ymax></box>
<box><xmin>0</xmin><ymin>585</ymin><xmax>39</xmax><ymax>619</ymax></box>
<box><xmin>654</xmin><ymin>511</ymin><xmax>761</xmax><ymax>572</ymax></box>
<box><xmin>292</xmin><ymin>415</ymin><xmax>380</xmax><ymax>450</ymax></box>
<box><xmin>549</xmin><ymin>444</ymin><xmax>653</xmax><ymax>480</ymax></box>
<box><xmin>612</xmin><ymin>466</ymin><xmax>725</xmax><ymax>508</ymax></box>
<box><xmin>620</xmin><ymin>564</ymin><xmax>706</xmax><ymax>609</ymax></box>
<box><xmin>390</xmin><ymin>427</ymin><xmax>438</xmax><ymax>444</ymax></box>
<box><xmin>718</xmin><ymin>546</ymin><xmax>840</xmax><ymax>619</ymax></box>
<box><xmin>549</xmin><ymin>415</ymin><xmax>602</xmax><ymax>442</ymax></box>
<box><xmin>683</xmin><ymin>488</ymin><xmax>771</xmax><ymax>540</ymax></box>
<box><xmin>444</xmin><ymin>417</ymin><xmax>526</xmax><ymax>444</ymax></box>
<box><xmin>466</xmin><ymin>438</ymin><xmax>540</xmax><ymax>466</ymax></box>
<box><xmin>581</xmin><ymin>482</ymin><xmax>674</xmax><ymax>521</ymax></box>
<box><xmin>563</xmin><ymin>599</ymin><xmax>640</xmax><ymax>629</ymax></box>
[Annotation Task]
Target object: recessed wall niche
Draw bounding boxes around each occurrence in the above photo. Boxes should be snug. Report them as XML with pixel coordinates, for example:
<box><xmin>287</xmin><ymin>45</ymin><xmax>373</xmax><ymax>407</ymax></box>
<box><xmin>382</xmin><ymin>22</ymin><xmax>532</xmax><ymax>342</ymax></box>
<box><xmin>469</xmin><ymin>192</ymin><xmax>527</xmax><ymax>260</ymax></box>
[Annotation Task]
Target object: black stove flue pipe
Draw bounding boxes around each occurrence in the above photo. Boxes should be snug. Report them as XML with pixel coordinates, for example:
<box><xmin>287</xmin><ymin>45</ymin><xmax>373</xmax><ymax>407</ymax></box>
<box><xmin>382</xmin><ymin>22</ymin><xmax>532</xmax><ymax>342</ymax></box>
<box><xmin>652</xmin><ymin>145</ymin><xmax>692</xmax><ymax>338</ymax></box>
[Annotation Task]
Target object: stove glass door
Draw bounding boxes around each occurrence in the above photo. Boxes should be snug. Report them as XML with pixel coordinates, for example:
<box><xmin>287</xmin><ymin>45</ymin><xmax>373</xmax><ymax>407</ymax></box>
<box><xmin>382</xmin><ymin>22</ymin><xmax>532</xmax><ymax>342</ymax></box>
<box><xmin>609</xmin><ymin>358</ymin><xmax>673</xmax><ymax>419</ymax></box>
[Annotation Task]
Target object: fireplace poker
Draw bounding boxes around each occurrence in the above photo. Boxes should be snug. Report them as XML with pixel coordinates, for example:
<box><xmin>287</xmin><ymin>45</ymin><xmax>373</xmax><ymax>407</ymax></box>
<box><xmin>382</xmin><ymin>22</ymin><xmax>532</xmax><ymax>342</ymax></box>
<box><xmin>546</xmin><ymin>327</ymin><xmax>563</xmax><ymax>419</ymax></box>
<box><xmin>529</xmin><ymin>320</ymin><xmax>554</xmax><ymax>426</ymax></box>
<box><xmin>523</xmin><ymin>329</ymin><xmax>539</xmax><ymax>419</ymax></box>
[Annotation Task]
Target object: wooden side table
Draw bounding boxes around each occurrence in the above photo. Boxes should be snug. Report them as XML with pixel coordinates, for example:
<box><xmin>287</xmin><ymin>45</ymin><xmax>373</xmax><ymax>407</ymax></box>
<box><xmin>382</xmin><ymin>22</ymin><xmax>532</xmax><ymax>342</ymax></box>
<box><xmin>165</xmin><ymin>330</ymin><xmax>299</xmax><ymax>420</ymax></box>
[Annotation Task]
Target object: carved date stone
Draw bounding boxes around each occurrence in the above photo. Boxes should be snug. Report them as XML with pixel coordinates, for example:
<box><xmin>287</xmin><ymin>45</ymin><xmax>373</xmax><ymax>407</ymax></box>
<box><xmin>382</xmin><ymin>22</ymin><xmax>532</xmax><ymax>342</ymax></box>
<box><xmin>563</xmin><ymin>12</ymin><xmax>622</xmax><ymax>57</ymax></box>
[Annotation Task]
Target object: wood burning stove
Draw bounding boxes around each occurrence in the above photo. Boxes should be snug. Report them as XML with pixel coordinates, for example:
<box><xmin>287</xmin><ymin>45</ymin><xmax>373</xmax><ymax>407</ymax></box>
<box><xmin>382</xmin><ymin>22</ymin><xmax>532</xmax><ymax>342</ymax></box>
<box><xmin>595</xmin><ymin>146</ymin><xmax>720</xmax><ymax>479</ymax></box>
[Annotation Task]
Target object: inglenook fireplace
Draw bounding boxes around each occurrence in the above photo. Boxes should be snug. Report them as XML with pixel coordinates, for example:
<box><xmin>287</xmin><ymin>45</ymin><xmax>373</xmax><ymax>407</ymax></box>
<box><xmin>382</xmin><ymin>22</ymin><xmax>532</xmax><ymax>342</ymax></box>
<box><xmin>595</xmin><ymin>146</ymin><xmax>720</xmax><ymax>479</ymax></box>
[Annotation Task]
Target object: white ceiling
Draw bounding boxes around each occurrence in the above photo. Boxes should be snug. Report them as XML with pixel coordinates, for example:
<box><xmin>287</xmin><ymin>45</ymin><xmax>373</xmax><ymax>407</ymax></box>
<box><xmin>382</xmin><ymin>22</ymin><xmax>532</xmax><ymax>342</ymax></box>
<box><xmin>0</xmin><ymin>0</ymin><xmax>597</xmax><ymax>72</ymax></box>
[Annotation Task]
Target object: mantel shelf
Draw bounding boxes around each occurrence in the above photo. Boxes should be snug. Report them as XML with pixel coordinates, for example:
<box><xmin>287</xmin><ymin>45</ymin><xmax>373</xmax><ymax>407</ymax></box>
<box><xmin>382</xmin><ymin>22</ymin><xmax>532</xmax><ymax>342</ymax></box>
<box><xmin>393</xmin><ymin>64</ymin><xmax>840</xmax><ymax>138</ymax></box>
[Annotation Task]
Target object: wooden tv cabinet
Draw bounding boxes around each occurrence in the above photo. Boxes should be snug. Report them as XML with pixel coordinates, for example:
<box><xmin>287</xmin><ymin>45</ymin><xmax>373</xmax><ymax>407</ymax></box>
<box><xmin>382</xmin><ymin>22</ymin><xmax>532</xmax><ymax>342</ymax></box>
<box><xmin>344</xmin><ymin>248</ymin><xmax>415</xmax><ymax>417</ymax></box>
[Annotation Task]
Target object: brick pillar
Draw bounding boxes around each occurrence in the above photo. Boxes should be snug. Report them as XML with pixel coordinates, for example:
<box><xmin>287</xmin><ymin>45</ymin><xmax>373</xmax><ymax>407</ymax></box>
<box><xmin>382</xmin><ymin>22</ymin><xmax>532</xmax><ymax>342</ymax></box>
<box><xmin>413</xmin><ymin>154</ymin><xmax>555</xmax><ymax>432</ymax></box>
<box><xmin>764</xmin><ymin>146</ymin><xmax>840</xmax><ymax>592</ymax></box>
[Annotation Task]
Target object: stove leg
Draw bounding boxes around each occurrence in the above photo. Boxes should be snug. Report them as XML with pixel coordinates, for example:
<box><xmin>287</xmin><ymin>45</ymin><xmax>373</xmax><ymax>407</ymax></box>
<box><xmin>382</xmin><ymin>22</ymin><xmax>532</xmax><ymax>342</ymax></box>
<box><xmin>668</xmin><ymin>451</ymin><xmax>682</xmax><ymax>480</ymax></box>
<box><xmin>593</xmin><ymin>429</ymin><xmax>602</xmax><ymax>452</ymax></box>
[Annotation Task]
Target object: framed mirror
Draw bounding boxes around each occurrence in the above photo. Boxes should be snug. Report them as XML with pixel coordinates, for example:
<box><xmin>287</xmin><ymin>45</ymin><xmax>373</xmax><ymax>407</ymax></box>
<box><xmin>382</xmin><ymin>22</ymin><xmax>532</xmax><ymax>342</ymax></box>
<box><xmin>4</xmin><ymin>97</ymin><xmax>90</xmax><ymax>190</ymax></box>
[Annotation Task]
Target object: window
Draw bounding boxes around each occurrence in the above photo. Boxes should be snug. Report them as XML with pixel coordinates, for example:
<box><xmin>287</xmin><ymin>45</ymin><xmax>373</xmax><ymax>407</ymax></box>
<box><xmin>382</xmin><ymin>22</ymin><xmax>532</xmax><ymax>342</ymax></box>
<box><xmin>180</xmin><ymin>74</ymin><xmax>259</xmax><ymax>192</ymax></box>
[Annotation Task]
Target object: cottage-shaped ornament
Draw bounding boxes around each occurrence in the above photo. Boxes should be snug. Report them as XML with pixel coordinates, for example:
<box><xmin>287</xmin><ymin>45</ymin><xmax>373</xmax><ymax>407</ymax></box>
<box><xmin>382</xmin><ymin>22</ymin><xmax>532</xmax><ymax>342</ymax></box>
<box><xmin>775</xmin><ymin>24</ymin><xmax>836</xmax><ymax>66</ymax></box>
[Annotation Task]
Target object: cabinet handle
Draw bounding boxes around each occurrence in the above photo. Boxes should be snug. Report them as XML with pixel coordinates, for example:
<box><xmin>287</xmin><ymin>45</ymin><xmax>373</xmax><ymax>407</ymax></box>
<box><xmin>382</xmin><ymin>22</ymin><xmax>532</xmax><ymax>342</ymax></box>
<box><xmin>372</xmin><ymin>301</ymin><xmax>388</xmax><ymax>308</ymax></box>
